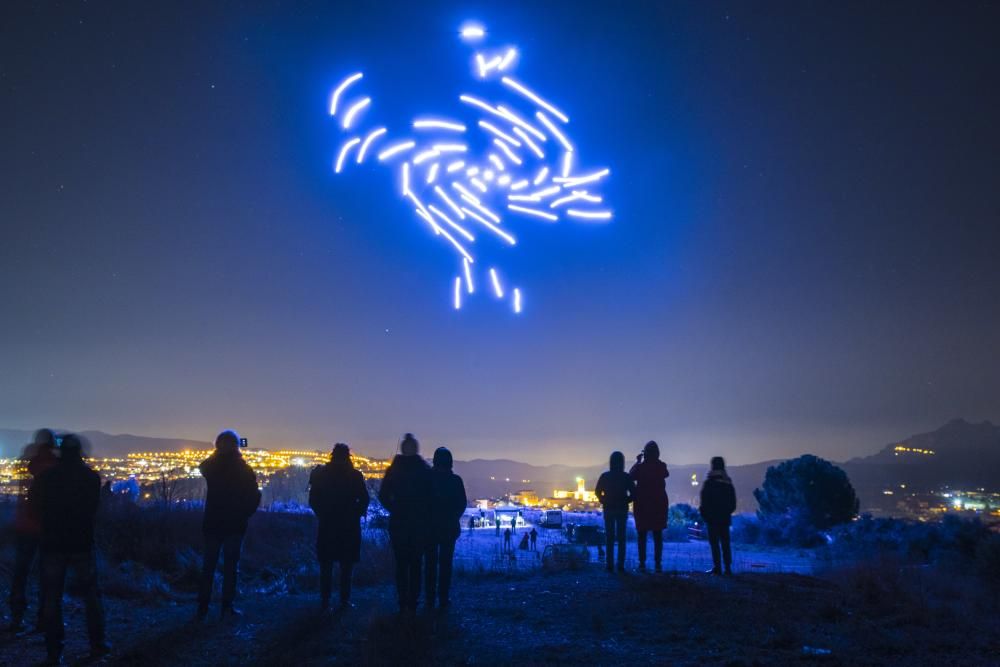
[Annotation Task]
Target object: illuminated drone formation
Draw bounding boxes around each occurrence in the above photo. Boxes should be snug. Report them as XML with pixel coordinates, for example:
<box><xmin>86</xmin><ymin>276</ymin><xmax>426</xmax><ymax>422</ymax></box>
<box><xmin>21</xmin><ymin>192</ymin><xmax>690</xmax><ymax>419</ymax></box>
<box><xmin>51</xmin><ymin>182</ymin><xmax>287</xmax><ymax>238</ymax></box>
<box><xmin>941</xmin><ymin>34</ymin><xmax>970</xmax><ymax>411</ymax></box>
<box><xmin>329</xmin><ymin>21</ymin><xmax>612</xmax><ymax>312</ymax></box>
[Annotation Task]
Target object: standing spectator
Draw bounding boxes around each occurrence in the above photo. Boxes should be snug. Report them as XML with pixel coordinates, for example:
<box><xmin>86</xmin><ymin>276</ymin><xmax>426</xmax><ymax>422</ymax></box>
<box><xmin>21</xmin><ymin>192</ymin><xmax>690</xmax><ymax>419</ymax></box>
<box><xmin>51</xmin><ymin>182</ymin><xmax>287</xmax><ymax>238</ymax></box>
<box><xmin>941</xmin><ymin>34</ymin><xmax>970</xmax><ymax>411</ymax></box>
<box><xmin>197</xmin><ymin>430</ymin><xmax>261</xmax><ymax>620</ymax></box>
<box><xmin>510</xmin><ymin>515</ymin><xmax>517</xmax><ymax>535</ymax></box>
<box><xmin>7</xmin><ymin>429</ymin><xmax>58</xmax><ymax>633</ymax></box>
<box><xmin>425</xmin><ymin>447</ymin><xmax>467</xmax><ymax>610</ymax></box>
<box><xmin>468</xmin><ymin>515</ymin><xmax>475</xmax><ymax>535</ymax></box>
<box><xmin>36</xmin><ymin>434</ymin><xmax>108</xmax><ymax>664</ymax></box>
<box><xmin>629</xmin><ymin>441</ymin><xmax>669</xmax><ymax>572</ymax></box>
<box><xmin>309</xmin><ymin>443</ymin><xmax>370</xmax><ymax>610</ymax></box>
<box><xmin>595</xmin><ymin>451</ymin><xmax>635</xmax><ymax>573</ymax></box>
<box><xmin>503</xmin><ymin>527</ymin><xmax>512</xmax><ymax>553</ymax></box>
<box><xmin>529</xmin><ymin>527</ymin><xmax>538</xmax><ymax>551</ymax></box>
<box><xmin>379</xmin><ymin>433</ymin><xmax>432</xmax><ymax>614</ymax></box>
<box><xmin>495</xmin><ymin>516</ymin><xmax>501</xmax><ymax>537</ymax></box>
<box><xmin>699</xmin><ymin>457</ymin><xmax>737</xmax><ymax>575</ymax></box>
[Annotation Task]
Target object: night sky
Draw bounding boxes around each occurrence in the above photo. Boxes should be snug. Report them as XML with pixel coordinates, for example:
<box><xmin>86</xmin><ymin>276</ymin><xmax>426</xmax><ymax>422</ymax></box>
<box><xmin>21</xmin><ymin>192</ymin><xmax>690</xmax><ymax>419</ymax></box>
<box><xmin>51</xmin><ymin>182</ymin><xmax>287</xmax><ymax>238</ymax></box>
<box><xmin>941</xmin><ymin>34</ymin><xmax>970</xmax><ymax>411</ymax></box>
<box><xmin>2</xmin><ymin>1</ymin><xmax>998</xmax><ymax>465</ymax></box>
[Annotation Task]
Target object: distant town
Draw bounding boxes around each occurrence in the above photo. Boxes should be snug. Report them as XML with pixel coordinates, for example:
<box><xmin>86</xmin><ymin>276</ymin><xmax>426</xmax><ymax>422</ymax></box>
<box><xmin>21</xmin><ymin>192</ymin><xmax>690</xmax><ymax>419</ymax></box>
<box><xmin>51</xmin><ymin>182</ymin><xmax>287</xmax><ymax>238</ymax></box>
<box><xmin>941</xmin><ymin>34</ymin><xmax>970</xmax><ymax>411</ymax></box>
<box><xmin>1</xmin><ymin>445</ymin><xmax>997</xmax><ymax>522</ymax></box>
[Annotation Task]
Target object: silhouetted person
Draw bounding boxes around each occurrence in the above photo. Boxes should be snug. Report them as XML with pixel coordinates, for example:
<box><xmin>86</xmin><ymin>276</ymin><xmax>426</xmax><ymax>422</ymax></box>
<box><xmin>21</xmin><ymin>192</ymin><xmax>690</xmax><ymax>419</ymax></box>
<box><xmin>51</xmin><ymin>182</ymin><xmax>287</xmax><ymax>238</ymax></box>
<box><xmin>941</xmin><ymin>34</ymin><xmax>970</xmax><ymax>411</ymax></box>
<box><xmin>503</xmin><ymin>527</ymin><xmax>512</xmax><ymax>552</ymax></box>
<box><xmin>518</xmin><ymin>533</ymin><xmax>530</xmax><ymax>550</ymax></box>
<box><xmin>630</xmin><ymin>441</ymin><xmax>669</xmax><ymax>572</ymax></box>
<box><xmin>529</xmin><ymin>527</ymin><xmax>538</xmax><ymax>551</ymax></box>
<box><xmin>309</xmin><ymin>443</ymin><xmax>370</xmax><ymax>610</ymax></box>
<box><xmin>379</xmin><ymin>433</ymin><xmax>432</xmax><ymax>614</ymax></box>
<box><xmin>8</xmin><ymin>429</ymin><xmax>58</xmax><ymax>634</ymax></box>
<box><xmin>197</xmin><ymin>430</ymin><xmax>261</xmax><ymax>620</ymax></box>
<box><xmin>425</xmin><ymin>447</ymin><xmax>467</xmax><ymax>609</ymax></box>
<box><xmin>468</xmin><ymin>515</ymin><xmax>475</xmax><ymax>535</ymax></box>
<box><xmin>510</xmin><ymin>515</ymin><xmax>516</xmax><ymax>535</ymax></box>
<box><xmin>700</xmin><ymin>456</ymin><xmax>737</xmax><ymax>575</ymax></box>
<box><xmin>595</xmin><ymin>451</ymin><xmax>635</xmax><ymax>573</ymax></box>
<box><xmin>36</xmin><ymin>434</ymin><xmax>107</xmax><ymax>664</ymax></box>
<box><xmin>495</xmin><ymin>518</ymin><xmax>501</xmax><ymax>537</ymax></box>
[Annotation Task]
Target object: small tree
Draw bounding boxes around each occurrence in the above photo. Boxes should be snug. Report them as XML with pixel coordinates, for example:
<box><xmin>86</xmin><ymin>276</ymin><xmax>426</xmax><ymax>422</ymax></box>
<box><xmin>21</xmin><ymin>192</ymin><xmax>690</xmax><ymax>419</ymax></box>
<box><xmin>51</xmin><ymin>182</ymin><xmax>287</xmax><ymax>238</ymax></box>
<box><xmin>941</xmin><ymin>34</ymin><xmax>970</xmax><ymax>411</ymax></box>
<box><xmin>754</xmin><ymin>455</ymin><xmax>859</xmax><ymax>533</ymax></box>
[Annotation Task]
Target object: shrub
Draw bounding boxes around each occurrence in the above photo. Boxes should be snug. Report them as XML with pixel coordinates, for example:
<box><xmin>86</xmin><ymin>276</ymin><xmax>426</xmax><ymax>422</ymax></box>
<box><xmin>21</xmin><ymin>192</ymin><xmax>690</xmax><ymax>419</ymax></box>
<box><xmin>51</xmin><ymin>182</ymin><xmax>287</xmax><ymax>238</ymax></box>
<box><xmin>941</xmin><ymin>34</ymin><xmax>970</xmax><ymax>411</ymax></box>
<box><xmin>753</xmin><ymin>455</ymin><xmax>858</xmax><ymax>544</ymax></box>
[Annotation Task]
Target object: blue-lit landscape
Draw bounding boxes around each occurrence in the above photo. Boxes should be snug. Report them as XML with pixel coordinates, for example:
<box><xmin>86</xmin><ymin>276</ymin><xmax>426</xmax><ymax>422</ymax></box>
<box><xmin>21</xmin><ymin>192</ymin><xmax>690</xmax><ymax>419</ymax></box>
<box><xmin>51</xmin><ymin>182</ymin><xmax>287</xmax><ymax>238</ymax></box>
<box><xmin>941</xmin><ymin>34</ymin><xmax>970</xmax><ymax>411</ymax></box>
<box><xmin>1</xmin><ymin>2</ymin><xmax>999</xmax><ymax>665</ymax></box>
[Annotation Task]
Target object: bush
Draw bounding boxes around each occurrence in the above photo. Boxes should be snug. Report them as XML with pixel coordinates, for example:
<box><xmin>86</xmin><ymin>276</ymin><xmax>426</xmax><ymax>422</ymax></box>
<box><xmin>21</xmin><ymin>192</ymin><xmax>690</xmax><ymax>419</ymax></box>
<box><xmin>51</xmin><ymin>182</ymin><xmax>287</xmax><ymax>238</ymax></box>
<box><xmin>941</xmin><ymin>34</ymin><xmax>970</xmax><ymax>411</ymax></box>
<box><xmin>753</xmin><ymin>455</ymin><xmax>859</xmax><ymax>544</ymax></box>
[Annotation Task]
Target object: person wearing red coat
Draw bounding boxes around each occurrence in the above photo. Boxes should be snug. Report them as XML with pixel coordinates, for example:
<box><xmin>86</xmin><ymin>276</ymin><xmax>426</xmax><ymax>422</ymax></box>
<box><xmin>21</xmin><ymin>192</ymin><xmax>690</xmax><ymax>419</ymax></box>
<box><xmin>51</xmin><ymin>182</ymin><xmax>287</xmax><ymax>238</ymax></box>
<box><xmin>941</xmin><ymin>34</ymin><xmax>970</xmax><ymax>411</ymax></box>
<box><xmin>629</xmin><ymin>440</ymin><xmax>669</xmax><ymax>572</ymax></box>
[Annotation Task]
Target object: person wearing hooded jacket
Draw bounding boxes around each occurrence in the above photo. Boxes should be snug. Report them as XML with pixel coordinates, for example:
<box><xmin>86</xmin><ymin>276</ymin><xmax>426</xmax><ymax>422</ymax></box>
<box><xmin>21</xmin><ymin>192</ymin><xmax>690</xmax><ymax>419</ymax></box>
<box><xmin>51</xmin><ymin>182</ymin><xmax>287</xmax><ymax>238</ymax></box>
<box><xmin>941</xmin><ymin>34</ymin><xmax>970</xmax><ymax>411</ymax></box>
<box><xmin>629</xmin><ymin>440</ymin><xmax>670</xmax><ymax>572</ymax></box>
<box><xmin>197</xmin><ymin>430</ymin><xmax>261</xmax><ymax>619</ymax></box>
<box><xmin>8</xmin><ymin>428</ymin><xmax>58</xmax><ymax>633</ymax></box>
<box><xmin>309</xmin><ymin>443</ymin><xmax>370</xmax><ymax>610</ymax></box>
<box><xmin>424</xmin><ymin>447</ymin><xmax>467</xmax><ymax>609</ymax></box>
<box><xmin>378</xmin><ymin>433</ymin><xmax>432</xmax><ymax>613</ymax></box>
<box><xmin>699</xmin><ymin>456</ymin><xmax>737</xmax><ymax>575</ymax></box>
<box><xmin>595</xmin><ymin>451</ymin><xmax>635</xmax><ymax>572</ymax></box>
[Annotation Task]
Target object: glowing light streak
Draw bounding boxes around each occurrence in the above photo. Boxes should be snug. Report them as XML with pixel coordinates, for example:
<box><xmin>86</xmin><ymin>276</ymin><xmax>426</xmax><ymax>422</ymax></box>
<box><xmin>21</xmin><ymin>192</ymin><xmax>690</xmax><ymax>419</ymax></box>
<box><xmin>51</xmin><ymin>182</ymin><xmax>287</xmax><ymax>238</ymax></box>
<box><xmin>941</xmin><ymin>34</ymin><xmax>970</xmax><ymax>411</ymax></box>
<box><xmin>425</xmin><ymin>162</ymin><xmax>439</xmax><ymax>184</ymax></box>
<box><xmin>475</xmin><ymin>54</ymin><xmax>487</xmax><ymax>78</ymax></box>
<box><xmin>561</xmin><ymin>151</ymin><xmax>573</xmax><ymax>178</ymax></box>
<box><xmin>497</xmin><ymin>174</ymin><xmax>511</xmax><ymax>186</ymax></box>
<box><xmin>434</xmin><ymin>185</ymin><xmax>466</xmax><ymax>219</ymax></box>
<box><xmin>553</xmin><ymin>168</ymin><xmax>610</xmax><ymax>187</ymax></box>
<box><xmin>461</xmin><ymin>207</ymin><xmax>517</xmax><ymax>245</ymax></box>
<box><xmin>501</xmin><ymin>77</ymin><xmax>569</xmax><ymax>123</ymax></box>
<box><xmin>465</xmin><ymin>166</ymin><xmax>480</xmax><ymax>177</ymax></box>
<box><xmin>378</xmin><ymin>141</ymin><xmax>416</xmax><ymax>161</ymax></box>
<box><xmin>493</xmin><ymin>139</ymin><xmax>523</xmax><ymax>165</ymax></box>
<box><xmin>420</xmin><ymin>208</ymin><xmax>474</xmax><ymax>261</ymax></box>
<box><xmin>508</xmin><ymin>204</ymin><xmax>558</xmax><ymax>221</ymax></box>
<box><xmin>480</xmin><ymin>54</ymin><xmax>503</xmax><ymax>76</ymax></box>
<box><xmin>549</xmin><ymin>191</ymin><xmax>602</xmax><ymax>208</ymax></box>
<box><xmin>509</xmin><ymin>179</ymin><xmax>529</xmax><ymax>191</ymax></box>
<box><xmin>463</xmin><ymin>258</ymin><xmax>474</xmax><ymax>293</ymax></box>
<box><xmin>413</xmin><ymin>119</ymin><xmax>466</xmax><ymax>132</ymax></box>
<box><xmin>415</xmin><ymin>207</ymin><xmax>440</xmax><ymax>234</ymax></box>
<box><xmin>483</xmin><ymin>169</ymin><xmax>495</xmax><ymax>181</ymax></box>
<box><xmin>451</xmin><ymin>182</ymin><xmax>479</xmax><ymax>203</ymax></box>
<box><xmin>335</xmin><ymin>137</ymin><xmax>361</xmax><ymax>173</ymax></box>
<box><xmin>402</xmin><ymin>161</ymin><xmax>411</xmax><ymax>195</ymax></box>
<box><xmin>356</xmin><ymin>127</ymin><xmax>387</xmax><ymax>163</ymax></box>
<box><xmin>478</xmin><ymin>121</ymin><xmax>521</xmax><ymax>146</ymax></box>
<box><xmin>566</xmin><ymin>208</ymin><xmax>612</xmax><ymax>220</ymax></box>
<box><xmin>432</xmin><ymin>143</ymin><xmax>468</xmax><ymax>154</ymax></box>
<box><xmin>454</xmin><ymin>276</ymin><xmax>462</xmax><ymax>310</ymax></box>
<box><xmin>470</xmin><ymin>177</ymin><xmax>488</xmax><ymax>193</ymax></box>
<box><xmin>413</xmin><ymin>149</ymin><xmax>440</xmax><ymax>165</ymax></box>
<box><xmin>428</xmin><ymin>205</ymin><xmax>475</xmax><ymax>241</ymax></box>
<box><xmin>495</xmin><ymin>105</ymin><xmax>547</xmax><ymax>141</ymax></box>
<box><xmin>329</xmin><ymin>72</ymin><xmax>363</xmax><ymax>116</ymax></box>
<box><xmin>513</xmin><ymin>288</ymin><xmax>522</xmax><ymax>313</ymax></box>
<box><xmin>490</xmin><ymin>268</ymin><xmax>504</xmax><ymax>298</ymax></box>
<box><xmin>342</xmin><ymin>97</ymin><xmax>371</xmax><ymax>129</ymax></box>
<box><xmin>533</xmin><ymin>166</ymin><xmax>549</xmax><ymax>186</ymax></box>
<box><xmin>527</xmin><ymin>185</ymin><xmax>561</xmax><ymax>200</ymax></box>
<box><xmin>507</xmin><ymin>194</ymin><xmax>541</xmax><ymax>203</ymax></box>
<box><xmin>460</xmin><ymin>195</ymin><xmax>501</xmax><ymax>223</ymax></box>
<box><xmin>498</xmin><ymin>48</ymin><xmax>517</xmax><ymax>71</ymax></box>
<box><xmin>406</xmin><ymin>190</ymin><xmax>433</xmax><ymax>222</ymax></box>
<box><xmin>488</xmin><ymin>153</ymin><xmax>505</xmax><ymax>171</ymax></box>
<box><xmin>513</xmin><ymin>127</ymin><xmax>544</xmax><ymax>159</ymax></box>
<box><xmin>461</xmin><ymin>23</ymin><xmax>485</xmax><ymax>40</ymax></box>
<box><xmin>536</xmin><ymin>112</ymin><xmax>572</xmax><ymax>152</ymax></box>
<box><xmin>446</xmin><ymin>161</ymin><xmax>466</xmax><ymax>173</ymax></box>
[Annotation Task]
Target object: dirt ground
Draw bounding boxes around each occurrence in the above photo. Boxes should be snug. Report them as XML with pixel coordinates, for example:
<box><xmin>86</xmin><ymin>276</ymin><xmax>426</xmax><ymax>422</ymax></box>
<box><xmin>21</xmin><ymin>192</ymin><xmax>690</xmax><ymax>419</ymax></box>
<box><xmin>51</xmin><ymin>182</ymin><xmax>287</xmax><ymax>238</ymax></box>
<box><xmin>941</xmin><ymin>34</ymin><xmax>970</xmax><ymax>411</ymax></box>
<box><xmin>2</xmin><ymin>565</ymin><xmax>997</xmax><ymax>666</ymax></box>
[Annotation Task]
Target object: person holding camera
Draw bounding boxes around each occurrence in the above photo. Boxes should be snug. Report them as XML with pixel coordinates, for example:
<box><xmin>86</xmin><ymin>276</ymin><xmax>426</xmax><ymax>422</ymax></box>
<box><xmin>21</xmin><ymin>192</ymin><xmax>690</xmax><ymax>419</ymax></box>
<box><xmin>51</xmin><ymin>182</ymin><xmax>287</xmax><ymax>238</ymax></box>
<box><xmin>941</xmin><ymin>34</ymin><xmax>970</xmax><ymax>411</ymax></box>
<box><xmin>629</xmin><ymin>440</ymin><xmax>669</xmax><ymax>572</ymax></box>
<box><xmin>197</xmin><ymin>430</ymin><xmax>261</xmax><ymax>620</ymax></box>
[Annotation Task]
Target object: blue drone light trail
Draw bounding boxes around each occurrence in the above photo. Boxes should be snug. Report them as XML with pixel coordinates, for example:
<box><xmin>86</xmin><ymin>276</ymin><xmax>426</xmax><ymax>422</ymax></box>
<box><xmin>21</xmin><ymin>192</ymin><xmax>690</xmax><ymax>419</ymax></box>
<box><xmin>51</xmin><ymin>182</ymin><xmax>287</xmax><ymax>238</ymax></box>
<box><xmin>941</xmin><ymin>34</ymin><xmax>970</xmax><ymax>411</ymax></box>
<box><xmin>357</xmin><ymin>127</ymin><xmax>387</xmax><ymax>163</ymax></box>
<box><xmin>377</xmin><ymin>140</ymin><xmax>416</xmax><ymax>161</ymax></box>
<box><xmin>328</xmin><ymin>21</ymin><xmax>612</xmax><ymax>311</ymax></box>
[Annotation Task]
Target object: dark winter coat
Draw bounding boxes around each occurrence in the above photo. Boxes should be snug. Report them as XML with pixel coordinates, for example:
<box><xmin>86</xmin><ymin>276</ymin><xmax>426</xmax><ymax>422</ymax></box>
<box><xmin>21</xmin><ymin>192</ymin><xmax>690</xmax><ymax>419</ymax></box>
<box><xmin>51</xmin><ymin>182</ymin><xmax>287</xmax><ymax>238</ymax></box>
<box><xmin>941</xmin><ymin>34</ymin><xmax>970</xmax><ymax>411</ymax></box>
<box><xmin>309</xmin><ymin>462</ymin><xmax>370</xmax><ymax>563</ymax></box>
<box><xmin>378</xmin><ymin>454</ymin><xmax>432</xmax><ymax>541</ymax></box>
<box><xmin>629</xmin><ymin>459</ymin><xmax>670</xmax><ymax>531</ymax></box>
<box><xmin>699</xmin><ymin>471</ymin><xmax>737</xmax><ymax>526</ymax></box>
<box><xmin>595</xmin><ymin>470</ymin><xmax>635</xmax><ymax>514</ymax></box>
<box><xmin>36</xmin><ymin>457</ymin><xmax>101</xmax><ymax>554</ymax></box>
<box><xmin>199</xmin><ymin>450</ymin><xmax>261</xmax><ymax>536</ymax></box>
<box><xmin>428</xmin><ymin>467</ymin><xmax>468</xmax><ymax>543</ymax></box>
<box><xmin>14</xmin><ymin>445</ymin><xmax>58</xmax><ymax>534</ymax></box>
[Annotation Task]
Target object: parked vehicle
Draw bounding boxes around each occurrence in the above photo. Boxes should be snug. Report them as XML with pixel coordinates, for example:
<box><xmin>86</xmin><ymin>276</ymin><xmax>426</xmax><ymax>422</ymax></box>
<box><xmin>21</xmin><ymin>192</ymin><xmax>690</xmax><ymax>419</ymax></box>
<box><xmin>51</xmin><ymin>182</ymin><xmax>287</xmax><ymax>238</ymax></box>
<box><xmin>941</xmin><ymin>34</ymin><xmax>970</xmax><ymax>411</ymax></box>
<box><xmin>539</xmin><ymin>509</ymin><xmax>563</xmax><ymax>528</ymax></box>
<box><xmin>541</xmin><ymin>543</ymin><xmax>590</xmax><ymax>570</ymax></box>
